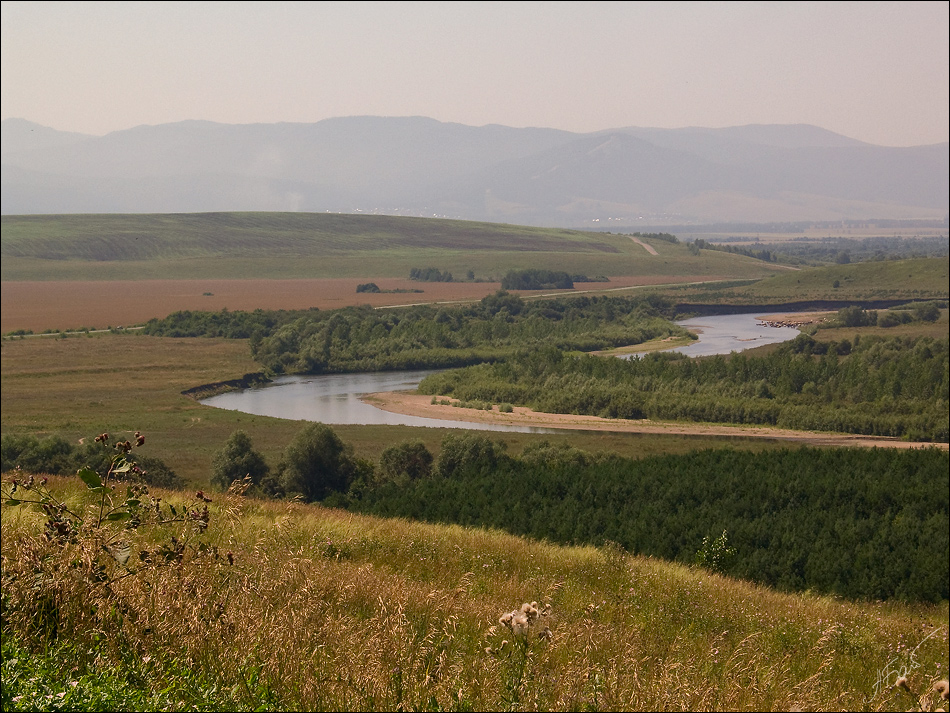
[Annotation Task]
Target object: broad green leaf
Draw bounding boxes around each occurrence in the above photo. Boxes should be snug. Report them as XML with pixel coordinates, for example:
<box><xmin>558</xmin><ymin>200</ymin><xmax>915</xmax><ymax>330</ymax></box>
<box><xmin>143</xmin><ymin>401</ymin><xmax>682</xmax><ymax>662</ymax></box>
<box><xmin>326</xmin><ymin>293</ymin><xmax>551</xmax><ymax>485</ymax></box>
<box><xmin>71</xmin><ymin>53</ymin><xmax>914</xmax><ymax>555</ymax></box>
<box><xmin>5</xmin><ymin>499</ymin><xmax>22</xmax><ymax>506</ymax></box>
<box><xmin>78</xmin><ymin>467</ymin><xmax>102</xmax><ymax>488</ymax></box>
<box><xmin>105</xmin><ymin>511</ymin><xmax>132</xmax><ymax>521</ymax></box>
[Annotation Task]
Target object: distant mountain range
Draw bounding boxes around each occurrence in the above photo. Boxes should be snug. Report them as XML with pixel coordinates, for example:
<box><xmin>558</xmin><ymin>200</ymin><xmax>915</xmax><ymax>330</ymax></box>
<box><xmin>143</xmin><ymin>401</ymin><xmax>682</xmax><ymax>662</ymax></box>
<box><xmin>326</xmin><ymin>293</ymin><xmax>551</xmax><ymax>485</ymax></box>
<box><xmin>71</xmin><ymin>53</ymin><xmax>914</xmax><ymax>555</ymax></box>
<box><xmin>2</xmin><ymin>116</ymin><xmax>947</xmax><ymax>227</ymax></box>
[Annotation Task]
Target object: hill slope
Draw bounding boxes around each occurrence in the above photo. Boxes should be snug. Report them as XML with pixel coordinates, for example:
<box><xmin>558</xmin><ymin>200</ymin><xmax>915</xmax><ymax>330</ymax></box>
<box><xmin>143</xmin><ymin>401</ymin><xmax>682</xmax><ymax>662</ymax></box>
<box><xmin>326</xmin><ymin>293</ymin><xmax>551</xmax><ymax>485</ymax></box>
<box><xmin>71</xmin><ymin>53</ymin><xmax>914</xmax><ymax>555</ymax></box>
<box><xmin>0</xmin><ymin>211</ymin><xmax>784</xmax><ymax>282</ymax></box>
<box><xmin>2</xmin><ymin>475</ymin><xmax>947</xmax><ymax>711</ymax></box>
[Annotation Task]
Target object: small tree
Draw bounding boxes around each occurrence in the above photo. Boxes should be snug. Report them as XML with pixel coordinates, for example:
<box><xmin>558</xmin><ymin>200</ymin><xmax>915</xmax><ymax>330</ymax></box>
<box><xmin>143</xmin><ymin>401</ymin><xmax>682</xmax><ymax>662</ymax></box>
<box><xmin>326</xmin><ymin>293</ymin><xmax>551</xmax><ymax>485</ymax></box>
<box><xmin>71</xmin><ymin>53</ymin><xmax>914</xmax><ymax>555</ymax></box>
<box><xmin>210</xmin><ymin>430</ymin><xmax>269</xmax><ymax>492</ymax></box>
<box><xmin>695</xmin><ymin>530</ymin><xmax>737</xmax><ymax>574</ymax></box>
<box><xmin>377</xmin><ymin>440</ymin><xmax>433</xmax><ymax>484</ymax></box>
<box><xmin>275</xmin><ymin>423</ymin><xmax>357</xmax><ymax>502</ymax></box>
<box><xmin>436</xmin><ymin>433</ymin><xmax>508</xmax><ymax>478</ymax></box>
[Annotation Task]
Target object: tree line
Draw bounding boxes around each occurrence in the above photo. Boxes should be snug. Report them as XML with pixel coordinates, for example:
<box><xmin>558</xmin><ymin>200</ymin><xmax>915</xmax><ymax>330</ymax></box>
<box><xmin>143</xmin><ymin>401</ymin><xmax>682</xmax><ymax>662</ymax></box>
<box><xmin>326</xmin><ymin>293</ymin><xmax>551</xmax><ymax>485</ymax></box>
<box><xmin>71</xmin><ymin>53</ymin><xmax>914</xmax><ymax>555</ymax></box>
<box><xmin>352</xmin><ymin>436</ymin><xmax>948</xmax><ymax>603</ymax></box>
<box><xmin>243</xmin><ymin>292</ymin><xmax>686</xmax><ymax>375</ymax></box>
<box><xmin>1</xmin><ymin>433</ymin><xmax>184</xmax><ymax>489</ymax></box>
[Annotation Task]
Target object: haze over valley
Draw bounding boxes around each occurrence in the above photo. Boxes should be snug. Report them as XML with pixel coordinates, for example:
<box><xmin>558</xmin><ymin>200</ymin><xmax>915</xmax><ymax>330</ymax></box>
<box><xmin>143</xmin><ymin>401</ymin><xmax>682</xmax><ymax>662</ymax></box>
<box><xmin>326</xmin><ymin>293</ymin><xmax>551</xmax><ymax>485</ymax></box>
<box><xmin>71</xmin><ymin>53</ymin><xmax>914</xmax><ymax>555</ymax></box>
<box><xmin>3</xmin><ymin>116</ymin><xmax>947</xmax><ymax>227</ymax></box>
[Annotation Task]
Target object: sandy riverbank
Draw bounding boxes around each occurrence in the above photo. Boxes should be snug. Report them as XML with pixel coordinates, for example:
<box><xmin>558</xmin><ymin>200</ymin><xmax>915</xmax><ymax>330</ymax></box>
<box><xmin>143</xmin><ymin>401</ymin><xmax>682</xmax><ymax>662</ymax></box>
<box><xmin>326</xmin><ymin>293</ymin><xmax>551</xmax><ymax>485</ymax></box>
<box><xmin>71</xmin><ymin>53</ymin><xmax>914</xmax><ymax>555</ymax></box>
<box><xmin>361</xmin><ymin>390</ymin><xmax>947</xmax><ymax>450</ymax></box>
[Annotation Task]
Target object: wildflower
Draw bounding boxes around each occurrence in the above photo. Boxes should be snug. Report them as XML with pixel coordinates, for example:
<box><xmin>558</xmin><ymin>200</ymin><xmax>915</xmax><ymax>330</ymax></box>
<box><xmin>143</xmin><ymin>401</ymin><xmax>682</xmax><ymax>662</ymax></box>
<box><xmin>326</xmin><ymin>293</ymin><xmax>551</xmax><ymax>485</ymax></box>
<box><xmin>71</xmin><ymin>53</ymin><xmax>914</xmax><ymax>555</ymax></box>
<box><xmin>510</xmin><ymin>612</ymin><xmax>530</xmax><ymax>637</ymax></box>
<box><xmin>521</xmin><ymin>602</ymin><xmax>540</xmax><ymax>621</ymax></box>
<box><xmin>500</xmin><ymin>601</ymin><xmax>550</xmax><ymax>638</ymax></box>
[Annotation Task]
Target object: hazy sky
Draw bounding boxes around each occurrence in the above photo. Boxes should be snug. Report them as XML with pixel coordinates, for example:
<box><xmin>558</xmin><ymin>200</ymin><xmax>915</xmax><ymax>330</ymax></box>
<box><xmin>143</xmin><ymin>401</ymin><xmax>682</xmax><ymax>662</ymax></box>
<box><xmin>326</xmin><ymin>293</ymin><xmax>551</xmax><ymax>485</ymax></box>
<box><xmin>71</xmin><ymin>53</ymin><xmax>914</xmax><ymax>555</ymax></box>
<box><xmin>2</xmin><ymin>1</ymin><xmax>948</xmax><ymax>146</ymax></box>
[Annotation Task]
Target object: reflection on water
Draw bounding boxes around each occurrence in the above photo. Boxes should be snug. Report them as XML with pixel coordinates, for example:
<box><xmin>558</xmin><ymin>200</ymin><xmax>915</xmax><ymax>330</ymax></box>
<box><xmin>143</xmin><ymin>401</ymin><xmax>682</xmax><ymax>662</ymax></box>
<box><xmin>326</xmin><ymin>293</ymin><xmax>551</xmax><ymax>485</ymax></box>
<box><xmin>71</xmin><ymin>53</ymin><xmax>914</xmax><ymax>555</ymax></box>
<box><xmin>201</xmin><ymin>369</ymin><xmax>555</xmax><ymax>433</ymax></box>
<box><xmin>200</xmin><ymin>312</ymin><xmax>801</xmax><ymax>431</ymax></box>
<box><xmin>624</xmin><ymin>313</ymin><xmax>801</xmax><ymax>359</ymax></box>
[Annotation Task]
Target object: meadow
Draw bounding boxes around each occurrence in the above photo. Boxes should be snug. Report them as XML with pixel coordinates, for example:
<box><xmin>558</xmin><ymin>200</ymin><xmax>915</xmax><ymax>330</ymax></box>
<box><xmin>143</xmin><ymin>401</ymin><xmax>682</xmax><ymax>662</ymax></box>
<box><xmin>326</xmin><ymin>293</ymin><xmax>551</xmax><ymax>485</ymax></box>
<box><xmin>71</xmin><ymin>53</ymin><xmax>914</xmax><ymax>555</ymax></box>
<box><xmin>0</xmin><ymin>212</ymin><xmax>781</xmax><ymax>284</ymax></box>
<box><xmin>655</xmin><ymin>256</ymin><xmax>949</xmax><ymax>305</ymax></box>
<box><xmin>2</xmin><ymin>473</ymin><xmax>947</xmax><ymax>712</ymax></box>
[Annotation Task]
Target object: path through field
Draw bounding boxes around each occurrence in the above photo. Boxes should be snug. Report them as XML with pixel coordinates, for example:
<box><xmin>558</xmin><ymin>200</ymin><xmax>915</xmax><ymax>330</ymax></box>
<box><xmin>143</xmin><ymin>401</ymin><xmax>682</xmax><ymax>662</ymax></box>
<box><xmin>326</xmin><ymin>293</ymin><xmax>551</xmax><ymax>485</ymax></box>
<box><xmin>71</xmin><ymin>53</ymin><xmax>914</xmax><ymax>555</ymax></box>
<box><xmin>629</xmin><ymin>236</ymin><xmax>659</xmax><ymax>255</ymax></box>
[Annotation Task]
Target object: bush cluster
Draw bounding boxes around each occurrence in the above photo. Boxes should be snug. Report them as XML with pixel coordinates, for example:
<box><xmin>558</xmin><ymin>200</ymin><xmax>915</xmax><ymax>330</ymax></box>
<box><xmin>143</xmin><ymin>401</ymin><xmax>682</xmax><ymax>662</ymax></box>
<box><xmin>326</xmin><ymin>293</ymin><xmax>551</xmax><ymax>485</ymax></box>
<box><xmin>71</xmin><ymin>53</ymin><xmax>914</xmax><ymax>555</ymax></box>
<box><xmin>1</xmin><ymin>434</ymin><xmax>183</xmax><ymax>488</ymax></box>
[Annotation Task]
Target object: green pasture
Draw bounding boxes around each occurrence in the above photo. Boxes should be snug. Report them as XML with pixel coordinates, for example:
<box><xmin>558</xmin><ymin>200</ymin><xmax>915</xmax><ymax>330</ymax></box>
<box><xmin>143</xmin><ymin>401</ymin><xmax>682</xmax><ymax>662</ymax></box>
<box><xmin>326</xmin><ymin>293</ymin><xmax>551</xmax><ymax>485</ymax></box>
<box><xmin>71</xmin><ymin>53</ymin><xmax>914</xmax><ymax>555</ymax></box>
<box><xmin>653</xmin><ymin>256</ymin><xmax>949</xmax><ymax>304</ymax></box>
<box><xmin>1</xmin><ymin>212</ymin><xmax>782</xmax><ymax>281</ymax></box>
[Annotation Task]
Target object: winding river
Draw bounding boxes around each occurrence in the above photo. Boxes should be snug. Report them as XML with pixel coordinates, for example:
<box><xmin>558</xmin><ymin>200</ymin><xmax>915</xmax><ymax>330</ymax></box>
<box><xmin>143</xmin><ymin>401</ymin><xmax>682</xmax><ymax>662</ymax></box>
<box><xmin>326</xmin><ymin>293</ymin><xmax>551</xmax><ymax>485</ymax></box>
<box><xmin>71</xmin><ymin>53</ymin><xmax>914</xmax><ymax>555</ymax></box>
<box><xmin>199</xmin><ymin>312</ymin><xmax>802</xmax><ymax>432</ymax></box>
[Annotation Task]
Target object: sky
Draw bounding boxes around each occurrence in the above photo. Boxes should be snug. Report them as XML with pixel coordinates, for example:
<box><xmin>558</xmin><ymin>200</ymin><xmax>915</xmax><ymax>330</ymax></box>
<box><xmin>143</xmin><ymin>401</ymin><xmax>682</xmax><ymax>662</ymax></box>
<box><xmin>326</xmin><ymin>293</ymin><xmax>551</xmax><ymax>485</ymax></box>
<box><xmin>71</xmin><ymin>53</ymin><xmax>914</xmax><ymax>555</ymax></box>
<box><xmin>2</xmin><ymin>1</ymin><xmax>948</xmax><ymax>147</ymax></box>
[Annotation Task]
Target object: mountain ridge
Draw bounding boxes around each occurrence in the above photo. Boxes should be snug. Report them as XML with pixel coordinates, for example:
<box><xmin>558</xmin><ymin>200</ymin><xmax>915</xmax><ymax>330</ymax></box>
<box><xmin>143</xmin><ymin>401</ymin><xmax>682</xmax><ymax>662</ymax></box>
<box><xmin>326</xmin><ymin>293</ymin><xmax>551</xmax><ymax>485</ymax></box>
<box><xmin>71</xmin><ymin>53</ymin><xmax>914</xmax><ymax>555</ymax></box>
<box><xmin>3</xmin><ymin>116</ymin><xmax>946</xmax><ymax>226</ymax></box>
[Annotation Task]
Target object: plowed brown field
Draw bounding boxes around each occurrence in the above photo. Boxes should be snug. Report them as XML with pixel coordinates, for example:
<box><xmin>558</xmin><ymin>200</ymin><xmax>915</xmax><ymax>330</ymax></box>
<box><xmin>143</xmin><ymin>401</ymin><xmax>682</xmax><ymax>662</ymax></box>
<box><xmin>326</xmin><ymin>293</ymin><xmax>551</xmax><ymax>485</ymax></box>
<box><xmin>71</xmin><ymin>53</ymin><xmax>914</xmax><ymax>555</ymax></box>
<box><xmin>1</xmin><ymin>275</ymin><xmax>712</xmax><ymax>333</ymax></box>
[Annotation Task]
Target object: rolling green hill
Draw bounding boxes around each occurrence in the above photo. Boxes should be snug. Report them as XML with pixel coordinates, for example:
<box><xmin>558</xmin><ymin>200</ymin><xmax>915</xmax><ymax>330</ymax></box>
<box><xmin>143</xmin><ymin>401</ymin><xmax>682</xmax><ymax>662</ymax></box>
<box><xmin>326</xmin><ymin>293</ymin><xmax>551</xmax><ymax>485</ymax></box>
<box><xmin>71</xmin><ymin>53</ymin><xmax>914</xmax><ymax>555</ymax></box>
<box><xmin>0</xmin><ymin>212</ymin><xmax>787</xmax><ymax>281</ymax></box>
<box><xmin>652</xmin><ymin>256</ymin><xmax>950</xmax><ymax>304</ymax></box>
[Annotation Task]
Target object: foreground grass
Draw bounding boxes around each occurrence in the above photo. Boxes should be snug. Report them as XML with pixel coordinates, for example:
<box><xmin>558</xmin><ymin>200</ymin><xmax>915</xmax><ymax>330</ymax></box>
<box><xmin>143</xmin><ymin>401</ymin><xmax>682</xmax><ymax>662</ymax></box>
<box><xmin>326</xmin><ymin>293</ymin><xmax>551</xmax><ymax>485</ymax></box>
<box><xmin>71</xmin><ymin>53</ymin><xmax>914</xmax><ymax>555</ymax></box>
<box><xmin>0</xmin><ymin>635</ymin><xmax>256</xmax><ymax>712</ymax></box>
<box><xmin>2</xmin><ymin>475</ymin><xmax>947</xmax><ymax>712</ymax></box>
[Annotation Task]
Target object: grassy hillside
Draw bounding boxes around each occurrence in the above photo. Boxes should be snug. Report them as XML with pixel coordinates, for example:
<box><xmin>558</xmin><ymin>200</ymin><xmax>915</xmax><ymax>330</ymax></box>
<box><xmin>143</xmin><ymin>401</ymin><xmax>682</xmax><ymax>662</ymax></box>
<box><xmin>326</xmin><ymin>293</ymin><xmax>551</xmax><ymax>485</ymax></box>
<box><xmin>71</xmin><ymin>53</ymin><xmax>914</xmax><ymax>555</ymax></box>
<box><xmin>0</xmin><ymin>212</ymin><xmax>786</xmax><ymax>281</ymax></box>
<box><xmin>652</xmin><ymin>257</ymin><xmax>950</xmax><ymax>304</ymax></box>
<box><xmin>741</xmin><ymin>257</ymin><xmax>950</xmax><ymax>300</ymax></box>
<box><xmin>2</xmin><ymin>475</ymin><xmax>947</xmax><ymax>712</ymax></box>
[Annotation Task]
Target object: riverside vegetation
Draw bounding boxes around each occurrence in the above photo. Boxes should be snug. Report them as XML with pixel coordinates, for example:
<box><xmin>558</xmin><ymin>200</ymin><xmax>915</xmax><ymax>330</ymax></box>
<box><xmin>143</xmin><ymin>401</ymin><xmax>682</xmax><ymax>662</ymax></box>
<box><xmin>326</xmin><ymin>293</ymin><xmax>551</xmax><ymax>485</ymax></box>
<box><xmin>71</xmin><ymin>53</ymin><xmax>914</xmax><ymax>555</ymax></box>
<box><xmin>141</xmin><ymin>293</ymin><xmax>948</xmax><ymax>442</ymax></box>
<box><xmin>418</xmin><ymin>321</ymin><xmax>949</xmax><ymax>442</ymax></box>
<box><xmin>142</xmin><ymin>292</ymin><xmax>693</xmax><ymax>375</ymax></box>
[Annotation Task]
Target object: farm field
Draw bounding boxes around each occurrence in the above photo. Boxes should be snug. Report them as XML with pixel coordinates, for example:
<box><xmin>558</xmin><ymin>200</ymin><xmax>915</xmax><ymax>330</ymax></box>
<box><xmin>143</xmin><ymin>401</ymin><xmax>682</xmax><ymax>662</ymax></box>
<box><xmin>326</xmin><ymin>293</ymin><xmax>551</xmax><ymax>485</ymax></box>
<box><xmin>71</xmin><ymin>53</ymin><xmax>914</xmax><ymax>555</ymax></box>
<box><xmin>0</xmin><ymin>212</ymin><xmax>785</xmax><ymax>283</ymax></box>
<box><xmin>0</xmin><ymin>274</ymin><xmax>724</xmax><ymax>335</ymax></box>
<box><xmin>0</xmin><ymin>212</ymin><xmax>791</xmax><ymax>334</ymax></box>
<box><xmin>6</xmin><ymin>213</ymin><xmax>945</xmax><ymax>335</ymax></box>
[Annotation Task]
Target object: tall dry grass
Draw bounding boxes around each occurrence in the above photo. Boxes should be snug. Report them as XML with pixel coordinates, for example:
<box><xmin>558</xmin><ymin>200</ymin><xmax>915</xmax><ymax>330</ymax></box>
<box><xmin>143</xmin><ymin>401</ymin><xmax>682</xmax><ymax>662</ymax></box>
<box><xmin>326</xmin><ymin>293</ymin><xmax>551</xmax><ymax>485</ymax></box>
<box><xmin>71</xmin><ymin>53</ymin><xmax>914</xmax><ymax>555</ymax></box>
<box><xmin>2</xmin><ymin>474</ymin><xmax>947</xmax><ymax>711</ymax></box>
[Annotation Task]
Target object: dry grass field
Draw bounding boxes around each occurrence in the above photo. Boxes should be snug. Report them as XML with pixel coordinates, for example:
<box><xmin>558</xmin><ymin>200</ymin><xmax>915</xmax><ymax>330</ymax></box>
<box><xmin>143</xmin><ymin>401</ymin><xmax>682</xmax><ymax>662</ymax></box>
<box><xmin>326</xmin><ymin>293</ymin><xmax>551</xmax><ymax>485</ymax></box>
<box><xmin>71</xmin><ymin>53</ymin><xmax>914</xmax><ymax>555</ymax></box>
<box><xmin>2</xmin><ymin>475</ymin><xmax>947</xmax><ymax>712</ymax></box>
<box><xmin>0</xmin><ymin>274</ymin><xmax>726</xmax><ymax>334</ymax></box>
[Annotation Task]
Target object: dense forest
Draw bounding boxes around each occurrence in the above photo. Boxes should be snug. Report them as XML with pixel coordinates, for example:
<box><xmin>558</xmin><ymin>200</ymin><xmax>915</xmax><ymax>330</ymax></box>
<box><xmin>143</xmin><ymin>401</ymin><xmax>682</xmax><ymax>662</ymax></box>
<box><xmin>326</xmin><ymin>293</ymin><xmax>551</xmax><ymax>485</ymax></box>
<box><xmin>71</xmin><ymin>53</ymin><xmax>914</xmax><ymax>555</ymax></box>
<box><xmin>419</xmin><ymin>332</ymin><xmax>949</xmax><ymax>441</ymax></box>
<box><xmin>350</xmin><ymin>437</ymin><xmax>949</xmax><ymax>603</ymax></box>
<box><xmin>7</xmin><ymin>426</ymin><xmax>944</xmax><ymax>603</ymax></box>
<box><xmin>145</xmin><ymin>292</ymin><xmax>689</xmax><ymax>375</ymax></box>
